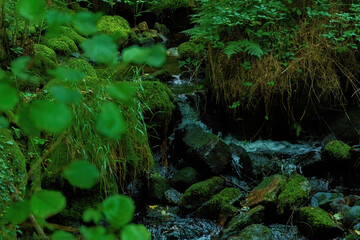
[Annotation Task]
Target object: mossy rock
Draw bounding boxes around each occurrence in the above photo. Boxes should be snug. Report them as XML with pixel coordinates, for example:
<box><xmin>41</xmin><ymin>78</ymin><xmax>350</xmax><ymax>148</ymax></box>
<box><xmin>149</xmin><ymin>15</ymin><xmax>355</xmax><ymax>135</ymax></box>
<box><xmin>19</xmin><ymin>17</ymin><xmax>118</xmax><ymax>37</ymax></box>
<box><xmin>171</xmin><ymin>167</ymin><xmax>202</xmax><ymax>191</ymax></box>
<box><xmin>0</xmin><ymin>129</ymin><xmax>26</xmax><ymax>239</ymax></box>
<box><xmin>247</xmin><ymin>174</ymin><xmax>286</xmax><ymax>207</ymax></box>
<box><xmin>60</xmin><ymin>26</ymin><xmax>86</xmax><ymax>45</ymax></box>
<box><xmin>323</xmin><ymin>140</ymin><xmax>351</xmax><ymax>161</ymax></box>
<box><xmin>277</xmin><ymin>174</ymin><xmax>311</xmax><ymax>215</ymax></box>
<box><xmin>33</xmin><ymin>44</ymin><xmax>57</xmax><ymax>73</ymax></box>
<box><xmin>178</xmin><ymin>41</ymin><xmax>205</xmax><ymax>60</ymax></box>
<box><xmin>178</xmin><ymin>176</ymin><xmax>225</xmax><ymax>211</ymax></box>
<box><xmin>195</xmin><ymin>187</ymin><xmax>243</xmax><ymax>219</ymax></box>
<box><xmin>97</xmin><ymin>15</ymin><xmax>131</xmax><ymax>45</ymax></box>
<box><xmin>297</xmin><ymin>207</ymin><xmax>343</xmax><ymax>239</ymax></box>
<box><xmin>229</xmin><ymin>224</ymin><xmax>274</xmax><ymax>240</ymax></box>
<box><xmin>44</xmin><ymin>36</ymin><xmax>78</xmax><ymax>55</ymax></box>
<box><xmin>183</xmin><ymin>125</ymin><xmax>231</xmax><ymax>175</ymax></box>
<box><xmin>149</xmin><ymin>173</ymin><xmax>171</xmax><ymax>201</ymax></box>
<box><xmin>223</xmin><ymin>205</ymin><xmax>265</xmax><ymax>238</ymax></box>
<box><xmin>66</xmin><ymin>58</ymin><xmax>97</xmax><ymax>78</ymax></box>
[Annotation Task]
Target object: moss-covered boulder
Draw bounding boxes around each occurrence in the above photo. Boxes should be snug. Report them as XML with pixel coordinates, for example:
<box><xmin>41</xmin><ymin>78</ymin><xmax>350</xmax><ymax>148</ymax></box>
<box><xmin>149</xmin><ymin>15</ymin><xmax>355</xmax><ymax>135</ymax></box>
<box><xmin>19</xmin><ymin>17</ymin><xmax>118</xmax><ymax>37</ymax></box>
<box><xmin>33</xmin><ymin>44</ymin><xmax>57</xmax><ymax>72</ymax></box>
<box><xmin>44</xmin><ymin>36</ymin><xmax>78</xmax><ymax>55</ymax></box>
<box><xmin>97</xmin><ymin>15</ymin><xmax>131</xmax><ymax>45</ymax></box>
<box><xmin>247</xmin><ymin>174</ymin><xmax>286</xmax><ymax>207</ymax></box>
<box><xmin>66</xmin><ymin>58</ymin><xmax>97</xmax><ymax>78</ymax></box>
<box><xmin>179</xmin><ymin>176</ymin><xmax>224</xmax><ymax>211</ymax></box>
<box><xmin>148</xmin><ymin>173</ymin><xmax>171</xmax><ymax>201</ymax></box>
<box><xmin>297</xmin><ymin>207</ymin><xmax>343</xmax><ymax>239</ymax></box>
<box><xmin>183</xmin><ymin>125</ymin><xmax>231</xmax><ymax>175</ymax></box>
<box><xmin>195</xmin><ymin>188</ymin><xmax>243</xmax><ymax>219</ymax></box>
<box><xmin>310</xmin><ymin>192</ymin><xmax>344</xmax><ymax>210</ymax></box>
<box><xmin>277</xmin><ymin>174</ymin><xmax>311</xmax><ymax>214</ymax></box>
<box><xmin>0</xmin><ymin>129</ymin><xmax>27</xmax><ymax>239</ymax></box>
<box><xmin>60</xmin><ymin>26</ymin><xmax>86</xmax><ymax>45</ymax></box>
<box><xmin>322</xmin><ymin>140</ymin><xmax>351</xmax><ymax>162</ymax></box>
<box><xmin>223</xmin><ymin>205</ymin><xmax>265</xmax><ymax>239</ymax></box>
<box><xmin>171</xmin><ymin>167</ymin><xmax>202</xmax><ymax>192</ymax></box>
<box><xmin>228</xmin><ymin>224</ymin><xmax>274</xmax><ymax>240</ymax></box>
<box><xmin>178</xmin><ymin>41</ymin><xmax>205</xmax><ymax>60</ymax></box>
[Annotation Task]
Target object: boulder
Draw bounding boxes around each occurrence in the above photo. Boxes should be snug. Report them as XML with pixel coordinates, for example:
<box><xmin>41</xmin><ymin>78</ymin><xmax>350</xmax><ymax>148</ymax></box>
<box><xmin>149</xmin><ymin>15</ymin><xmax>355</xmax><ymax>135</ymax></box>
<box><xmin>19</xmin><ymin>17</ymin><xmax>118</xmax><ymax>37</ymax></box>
<box><xmin>322</xmin><ymin>140</ymin><xmax>351</xmax><ymax>162</ymax></box>
<box><xmin>97</xmin><ymin>15</ymin><xmax>131</xmax><ymax>45</ymax></box>
<box><xmin>310</xmin><ymin>192</ymin><xmax>344</xmax><ymax>210</ymax></box>
<box><xmin>178</xmin><ymin>176</ymin><xmax>224</xmax><ymax>211</ymax></box>
<box><xmin>148</xmin><ymin>173</ymin><xmax>171</xmax><ymax>201</ymax></box>
<box><xmin>277</xmin><ymin>174</ymin><xmax>311</xmax><ymax>215</ymax></box>
<box><xmin>44</xmin><ymin>35</ymin><xmax>78</xmax><ymax>55</ymax></box>
<box><xmin>164</xmin><ymin>188</ymin><xmax>182</xmax><ymax>205</ymax></box>
<box><xmin>296</xmin><ymin>207</ymin><xmax>343</xmax><ymax>239</ymax></box>
<box><xmin>226</xmin><ymin>224</ymin><xmax>274</xmax><ymax>240</ymax></box>
<box><xmin>195</xmin><ymin>188</ymin><xmax>243</xmax><ymax>219</ymax></box>
<box><xmin>171</xmin><ymin>167</ymin><xmax>202</xmax><ymax>192</ymax></box>
<box><xmin>343</xmin><ymin>206</ymin><xmax>360</xmax><ymax>228</ymax></box>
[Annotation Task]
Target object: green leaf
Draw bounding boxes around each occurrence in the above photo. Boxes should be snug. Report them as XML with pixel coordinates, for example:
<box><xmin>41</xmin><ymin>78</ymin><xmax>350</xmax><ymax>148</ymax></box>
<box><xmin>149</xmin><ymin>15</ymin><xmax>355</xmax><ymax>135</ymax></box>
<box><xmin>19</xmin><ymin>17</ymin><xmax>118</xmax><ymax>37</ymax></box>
<box><xmin>267</xmin><ymin>81</ymin><xmax>275</xmax><ymax>86</ymax></box>
<box><xmin>243</xmin><ymin>81</ymin><xmax>253</xmax><ymax>87</ymax></box>
<box><xmin>0</xmin><ymin>116</ymin><xmax>9</xmax><ymax>128</ymax></box>
<box><xmin>45</xmin><ymin>10</ymin><xmax>73</xmax><ymax>38</ymax></box>
<box><xmin>81</xmin><ymin>35</ymin><xmax>118</xmax><ymax>66</ymax></box>
<box><xmin>101</xmin><ymin>194</ymin><xmax>135</xmax><ymax>229</ymax></box>
<box><xmin>121</xmin><ymin>224</ymin><xmax>151</xmax><ymax>240</ymax></box>
<box><xmin>17</xmin><ymin>0</ymin><xmax>45</xmax><ymax>23</ymax></box>
<box><xmin>96</xmin><ymin>102</ymin><xmax>127</xmax><ymax>139</ymax></box>
<box><xmin>11</xmin><ymin>56</ymin><xmax>33</xmax><ymax>81</ymax></box>
<box><xmin>49</xmin><ymin>86</ymin><xmax>82</xmax><ymax>104</ymax></box>
<box><xmin>83</xmin><ymin>208</ymin><xmax>103</xmax><ymax>224</ymax></box>
<box><xmin>18</xmin><ymin>100</ymin><xmax>72</xmax><ymax>135</ymax></box>
<box><xmin>63</xmin><ymin>161</ymin><xmax>100</xmax><ymax>189</ymax></box>
<box><xmin>6</xmin><ymin>200</ymin><xmax>31</xmax><ymax>224</ymax></box>
<box><xmin>48</xmin><ymin>66</ymin><xmax>86</xmax><ymax>83</ymax></box>
<box><xmin>30</xmin><ymin>190</ymin><xmax>66</xmax><ymax>218</ymax></box>
<box><xmin>122</xmin><ymin>43</ymin><xmax>167</xmax><ymax>68</ymax></box>
<box><xmin>51</xmin><ymin>231</ymin><xmax>76</xmax><ymax>240</ymax></box>
<box><xmin>107</xmin><ymin>82</ymin><xmax>135</xmax><ymax>104</ymax></box>
<box><xmin>0</xmin><ymin>83</ymin><xmax>18</xmax><ymax>112</ymax></box>
<box><xmin>72</xmin><ymin>12</ymin><xmax>102</xmax><ymax>36</ymax></box>
<box><xmin>80</xmin><ymin>226</ymin><xmax>116</xmax><ymax>240</ymax></box>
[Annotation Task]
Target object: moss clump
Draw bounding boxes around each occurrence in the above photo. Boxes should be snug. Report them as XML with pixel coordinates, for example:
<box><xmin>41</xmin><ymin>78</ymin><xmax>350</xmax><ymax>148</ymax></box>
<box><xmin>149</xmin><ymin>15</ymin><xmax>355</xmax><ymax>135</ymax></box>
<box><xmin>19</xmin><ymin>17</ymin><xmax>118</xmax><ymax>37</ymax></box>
<box><xmin>277</xmin><ymin>174</ymin><xmax>311</xmax><ymax>214</ymax></box>
<box><xmin>66</xmin><ymin>58</ymin><xmax>97</xmax><ymax>78</ymax></box>
<box><xmin>97</xmin><ymin>15</ymin><xmax>131</xmax><ymax>45</ymax></box>
<box><xmin>196</xmin><ymin>188</ymin><xmax>242</xmax><ymax>219</ymax></box>
<box><xmin>60</xmin><ymin>26</ymin><xmax>86</xmax><ymax>45</ymax></box>
<box><xmin>178</xmin><ymin>41</ymin><xmax>205</xmax><ymax>60</ymax></box>
<box><xmin>324</xmin><ymin>140</ymin><xmax>351</xmax><ymax>161</ymax></box>
<box><xmin>0</xmin><ymin>129</ymin><xmax>26</xmax><ymax>239</ymax></box>
<box><xmin>33</xmin><ymin>44</ymin><xmax>57</xmax><ymax>72</ymax></box>
<box><xmin>297</xmin><ymin>207</ymin><xmax>341</xmax><ymax>239</ymax></box>
<box><xmin>238</xmin><ymin>224</ymin><xmax>274</xmax><ymax>240</ymax></box>
<box><xmin>44</xmin><ymin>36</ymin><xmax>78</xmax><ymax>55</ymax></box>
<box><xmin>179</xmin><ymin>176</ymin><xmax>224</xmax><ymax>210</ymax></box>
<box><xmin>171</xmin><ymin>167</ymin><xmax>201</xmax><ymax>191</ymax></box>
<box><xmin>149</xmin><ymin>173</ymin><xmax>171</xmax><ymax>200</ymax></box>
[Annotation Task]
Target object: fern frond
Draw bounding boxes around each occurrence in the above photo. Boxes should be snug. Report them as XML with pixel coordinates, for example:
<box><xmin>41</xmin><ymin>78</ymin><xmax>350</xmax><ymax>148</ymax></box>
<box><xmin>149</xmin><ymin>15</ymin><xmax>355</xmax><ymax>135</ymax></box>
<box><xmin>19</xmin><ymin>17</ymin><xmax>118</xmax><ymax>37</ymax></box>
<box><xmin>223</xmin><ymin>39</ymin><xmax>264</xmax><ymax>59</ymax></box>
<box><xmin>223</xmin><ymin>41</ymin><xmax>243</xmax><ymax>59</ymax></box>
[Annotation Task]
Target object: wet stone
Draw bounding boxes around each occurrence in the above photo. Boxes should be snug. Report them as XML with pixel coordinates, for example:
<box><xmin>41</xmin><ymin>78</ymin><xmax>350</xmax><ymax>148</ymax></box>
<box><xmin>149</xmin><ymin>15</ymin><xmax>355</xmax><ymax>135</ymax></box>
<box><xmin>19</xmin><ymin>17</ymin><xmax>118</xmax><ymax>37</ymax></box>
<box><xmin>310</xmin><ymin>192</ymin><xmax>344</xmax><ymax>209</ymax></box>
<box><xmin>226</xmin><ymin>224</ymin><xmax>274</xmax><ymax>240</ymax></box>
<box><xmin>164</xmin><ymin>188</ymin><xmax>182</xmax><ymax>205</ymax></box>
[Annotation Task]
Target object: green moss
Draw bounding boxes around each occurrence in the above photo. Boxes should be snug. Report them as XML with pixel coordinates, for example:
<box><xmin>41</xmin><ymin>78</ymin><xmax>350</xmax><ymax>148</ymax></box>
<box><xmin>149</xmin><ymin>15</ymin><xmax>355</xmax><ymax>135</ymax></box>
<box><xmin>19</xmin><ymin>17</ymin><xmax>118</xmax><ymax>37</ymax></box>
<box><xmin>324</xmin><ymin>140</ymin><xmax>351</xmax><ymax>160</ymax></box>
<box><xmin>97</xmin><ymin>15</ymin><xmax>131</xmax><ymax>45</ymax></box>
<box><xmin>299</xmin><ymin>207</ymin><xmax>336</xmax><ymax>228</ymax></box>
<box><xmin>178</xmin><ymin>41</ymin><xmax>205</xmax><ymax>60</ymax></box>
<box><xmin>179</xmin><ymin>176</ymin><xmax>224</xmax><ymax>210</ymax></box>
<box><xmin>196</xmin><ymin>188</ymin><xmax>242</xmax><ymax>219</ymax></box>
<box><xmin>148</xmin><ymin>0</ymin><xmax>193</xmax><ymax>12</ymax></box>
<box><xmin>277</xmin><ymin>174</ymin><xmax>311</xmax><ymax>214</ymax></box>
<box><xmin>60</xmin><ymin>26</ymin><xmax>86</xmax><ymax>45</ymax></box>
<box><xmin>44</xmin><ymin>36</ymin><xmax>78</xmax><ymax>55</ymax></box>
<box><xmin>183</xmin><ymin>126</ymin><xmax>214</xmax><ymax>149</ymax></box>
<box><xmin>238</xmin><ymin>224</ymin><xmax>274</xmax><ymax>240</ymax></box>
<box><xmin>33</xmin><ymin>44</ymin><xmax>57</xmax><ymax>72</ymax></box>
<box><xmin>66</xmin><ymin>58</ymin><xmax>97</xmax><ymax>78</ymax></box>
<box><xmin>346</xmin><ymin>233</ymin><xmax>360</xmax><ymax>240</ymax></box>
<box><xmin>0</xmin><ymin>129</ymin><xmax>26</xmax><ymax>238</ymax></box>
<box><xmin>149</xmin><ymin>173</ymin><xmax>171</xmax><ymax>200</ymax></box>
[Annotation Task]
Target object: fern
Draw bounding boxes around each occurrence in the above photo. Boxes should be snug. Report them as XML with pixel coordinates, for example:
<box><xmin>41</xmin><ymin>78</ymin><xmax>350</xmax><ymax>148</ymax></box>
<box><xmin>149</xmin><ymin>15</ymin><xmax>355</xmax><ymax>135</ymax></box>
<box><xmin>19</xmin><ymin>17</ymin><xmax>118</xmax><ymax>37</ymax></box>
<box><xmin>223</xmin><ymin>39</ymin><xmax>264</xmax><ymax>59</ymax></box>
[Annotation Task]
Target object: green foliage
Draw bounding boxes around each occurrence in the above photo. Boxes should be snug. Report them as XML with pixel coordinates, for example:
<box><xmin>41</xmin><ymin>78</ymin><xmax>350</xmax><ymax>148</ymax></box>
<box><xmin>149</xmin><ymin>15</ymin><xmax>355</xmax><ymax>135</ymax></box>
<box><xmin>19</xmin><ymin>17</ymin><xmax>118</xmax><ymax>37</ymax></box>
<box><xmin>81</xmin><ymin>35</ymin><xmax>118</xmax><ymax>66</ymax></box>
<box><xmin>17</xmin><ymin>0</ymin><xmax>45</xmax><ymax>23</ymax></box>
<box><xmin>224</xmin><ymin>40</ymin><xmax>263</xmax><ymax>59</ymax></box>
<box><xmin>48</xmin><ymin>66</ymin><xmax>86</xmax><ymax>83</ymax></box>
<box><xmin>122</xmin><ymin>43</ymin><xmax>167</xmax><ymax>67</ymax></box>
<box><xmin>96</xmin><ymin>102</ymin><xmax>127</xmax><ymax>139</ymax></box>
<box><xmin>30</xmin><ymin>190</ymin><xmax>66</xmax><ymax>218</ymax></box>
<box><xmin>121</xmin><ymin>224</ymin><xmax>151</xmax><ymax>240</ymax></box>
<box><xmin>51</xmin><ymin>231</ymin><xmax>77</xmax><ymax>240</ymax></box>
<box><xmin>0</xmin><ymin>83</ymin><xmax>18</xmax><ymax>112</ymax></box>
<box><xmin>63</xmin><ymin>161</ymin><xmax>100</xmax><ymax>189</ymax></box>
<box><xmin>101</xmin><ymin>195</ymin><xmax>135</xmax><ymax>229</ymax></box>
<box><xmin>48</xmin><ymin>86</ymin><xmax>82</xmax><ymax>104</ymax></box>
<box><xmin>5</xmin><ymin>200</ymin><xmax>31</xmax><ymax>224</ymax></box>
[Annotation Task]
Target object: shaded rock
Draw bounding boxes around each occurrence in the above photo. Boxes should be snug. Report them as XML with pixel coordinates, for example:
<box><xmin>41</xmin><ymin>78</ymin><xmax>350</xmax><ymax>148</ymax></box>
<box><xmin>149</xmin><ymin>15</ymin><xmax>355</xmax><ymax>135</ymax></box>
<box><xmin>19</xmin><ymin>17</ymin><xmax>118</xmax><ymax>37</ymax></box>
<box><xmin>345</xmin><ymin>195</ymin><xmax>360</xmax><ymax>206</ymax></box>
<box><xmin>147</xmin><ymin>69</ymin><xmax>174</xmax><ymax>82</ymax></box>
<box><xmin>196</xmin><ymin>188</ymin><xmax>243</xmax><ymax>219</ymax></box>
<box><xmin>97</xmin><ymin>15</ymin><xmax>131</xmax><ymax>45</ymax></box>
<box><xmin>154</xmin><ymin>22</ymin><xmax>170</xmax><ymax>37</ymax></box>
<box><xmin>44</xmin><ymin>35</ymin><xmax>78</xmax><ymax>55</ymax></box>
<box><xmin>310</xmin><ymin>192</ymin><xmax>344</xmax><ymax>210</ymax></box>
<box><xmin>171</xmin><ymin>167</ymin><xmax>202</xmax><ymax>192</ymax></box>
<box><xmin>277</xmin><ymin>174</ymin><xmax>311</xmax><ymax>214</ymax></box>
<box><xmin>247</xmin><ymin>174</ymin><xmax>286</xmax><ymax>207</ymax></box>
<box><xmin>143</xmin><ymin>30</ymin><xmax>158</xmax><ymax>38</ymax></box>
<box><xmin>66</xmin><ymin>58</ymin><xmax>97</xmax><ymax>78</ymax></box>
<box><xmin>164</xmin><ymin>188</ymin><xmax>182</xmax><ymax>205</ymax></box>
<box><xmin>136</xmin><ymin>36</ymin><xmax>156</xmax><ymax>47</ymax></box>
<box><xmin>183</xmin><ymin>125</ymin><xmax>231</xmax><ymax>175</ymax></box>
<box><xmin>296</xmin><ymin>207</ymin><xmax>343</xmax><ymax>239</ymax></box>
<box><xmin>330</xmin><ymin>197</ymin><xmax>348</xmax><ymax>212</ymax></box>
<box><xmin>223</xmin><ymin>205</ymin><xmax>265</xmax><ymax>239</ymax></box>
<box><xmin>269</xmin><ymin>224</ymin><xmax>307</xmax><ymax>240</ymax></box>
<box><xmin>179</xmin><ymin>176</ymin><xmax>225</xmax><ymax>211</ymax></box>
<box><xmin>138</xmin><ymin>21</ymin><xmax>149</xmax><ymax>31</ymax></box>
<box><xmin>178</xmin><ymin>41</ymin><xmax>205</xmax><ymax>60</ymax></box>
<box><xmin>229</xmin><ymin>143</ymin><xmax>253</xmax><ymax>179</ymax></box>
<box><xmin>227</xmin><ymin>224</ymin><xmax>274</xmax><ymax>240</ymax></box>
<box><xmin>60</xmin><ymin>26</ymin><xmax>86</xmax><ymax>45</ymax></box>
<box><xmin>322</xmin><ymin>140</ymin><xmax>351</xmax><ymax>162</ymax></box>
<box><xmin>343</xmin><ymin>206</ymin><xmax>360</xmax><ymax>228</ymax></box>
<box><xmin>149</xmin><ymin>173</ymin><xmax>171</xmax><ymax>201</ymax></box>
<box><xmin>33</xmin><ymin>44</ymin><xmax>57</xmax><ymax>73</ymax></box>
